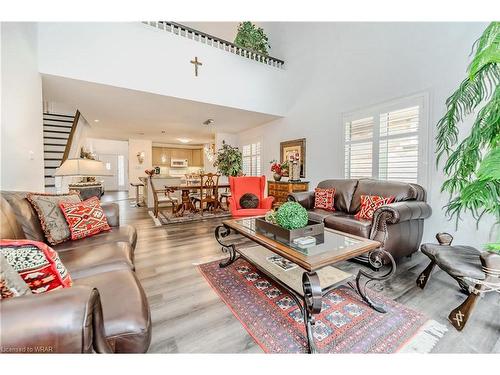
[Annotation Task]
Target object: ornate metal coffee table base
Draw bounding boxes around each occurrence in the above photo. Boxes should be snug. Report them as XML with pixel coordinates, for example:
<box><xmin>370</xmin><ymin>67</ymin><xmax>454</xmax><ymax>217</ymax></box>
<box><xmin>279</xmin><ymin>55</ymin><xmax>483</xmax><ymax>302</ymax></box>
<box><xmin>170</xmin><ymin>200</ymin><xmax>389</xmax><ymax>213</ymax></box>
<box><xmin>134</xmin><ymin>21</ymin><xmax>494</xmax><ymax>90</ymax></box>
<box><xmin>214</xmin><ymin>224</ymin><xmax>396</xmax><ymax>353</ymax></box>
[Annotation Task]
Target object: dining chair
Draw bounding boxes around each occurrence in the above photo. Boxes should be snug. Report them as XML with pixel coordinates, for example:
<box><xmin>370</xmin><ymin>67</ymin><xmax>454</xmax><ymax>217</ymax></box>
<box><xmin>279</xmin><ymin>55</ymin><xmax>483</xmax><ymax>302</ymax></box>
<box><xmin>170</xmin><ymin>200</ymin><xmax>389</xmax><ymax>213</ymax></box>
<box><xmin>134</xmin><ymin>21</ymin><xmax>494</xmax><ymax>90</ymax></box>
<box><xmin>148</xmin><ymin>176</ymin><xmax>178</xmax><ymax>217</ymax></box>
<box><xmin>191</xmin><ymin>173</ymin><xmax>220</xmax><ymax>216</ymax></box>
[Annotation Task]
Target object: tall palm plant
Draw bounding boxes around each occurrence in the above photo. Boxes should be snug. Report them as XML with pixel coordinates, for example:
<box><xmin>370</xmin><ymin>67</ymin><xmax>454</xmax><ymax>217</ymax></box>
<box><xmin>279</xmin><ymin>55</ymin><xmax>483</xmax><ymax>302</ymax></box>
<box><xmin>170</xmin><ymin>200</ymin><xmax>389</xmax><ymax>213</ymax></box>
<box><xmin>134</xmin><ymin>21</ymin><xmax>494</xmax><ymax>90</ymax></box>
<box><xmin>436</xmin><ymin>22</ymin><xmax>500</xmax><ymax>251</ymax></box>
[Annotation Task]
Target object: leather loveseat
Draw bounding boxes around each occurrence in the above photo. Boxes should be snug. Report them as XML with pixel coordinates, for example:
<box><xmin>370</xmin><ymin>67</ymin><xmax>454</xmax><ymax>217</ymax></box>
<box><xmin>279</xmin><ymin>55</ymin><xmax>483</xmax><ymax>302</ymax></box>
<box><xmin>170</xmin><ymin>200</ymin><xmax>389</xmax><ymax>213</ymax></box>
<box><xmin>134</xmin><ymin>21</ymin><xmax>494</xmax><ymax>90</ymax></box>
<box><xmin>0</xmin><ymin>191</ymin><xmax>151</xmax><ymax>353</ymax></box>
<box><xmin>289</xmin><ymin>179</ymin><xmax>432</xmax><ymax>259</ymax></box>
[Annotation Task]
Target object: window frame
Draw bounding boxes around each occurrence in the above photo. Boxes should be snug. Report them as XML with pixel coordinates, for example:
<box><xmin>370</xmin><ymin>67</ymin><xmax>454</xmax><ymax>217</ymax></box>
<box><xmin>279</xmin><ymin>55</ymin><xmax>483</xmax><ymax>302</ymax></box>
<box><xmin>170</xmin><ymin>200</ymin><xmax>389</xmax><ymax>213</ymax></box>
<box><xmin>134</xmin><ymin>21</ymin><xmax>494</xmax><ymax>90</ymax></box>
<box><xmin>342</xmin><ymin>92</ymin><xmax>429</xmax><ymax>187</ymax></box>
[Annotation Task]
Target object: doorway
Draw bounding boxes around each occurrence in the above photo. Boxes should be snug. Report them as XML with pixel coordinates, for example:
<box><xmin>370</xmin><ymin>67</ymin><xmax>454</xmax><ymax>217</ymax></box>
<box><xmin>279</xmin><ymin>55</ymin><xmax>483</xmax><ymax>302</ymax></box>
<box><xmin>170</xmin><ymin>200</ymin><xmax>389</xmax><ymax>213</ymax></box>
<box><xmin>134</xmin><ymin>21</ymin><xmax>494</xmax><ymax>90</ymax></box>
<box><xmin>97</xmin><ymin>154</ymin><xmax>128</xmax><ymax>191</ymax></box>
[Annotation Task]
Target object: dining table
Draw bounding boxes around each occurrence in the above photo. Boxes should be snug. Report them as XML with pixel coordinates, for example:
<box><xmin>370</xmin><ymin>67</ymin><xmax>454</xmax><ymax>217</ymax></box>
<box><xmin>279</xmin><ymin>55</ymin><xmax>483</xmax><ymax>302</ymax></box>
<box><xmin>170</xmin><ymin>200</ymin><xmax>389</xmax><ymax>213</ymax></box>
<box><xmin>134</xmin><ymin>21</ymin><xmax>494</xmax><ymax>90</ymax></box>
<box><xmin>166</xmin><ymin>183</ymin><xmax>230</xmax><ymax>216</ymax></box>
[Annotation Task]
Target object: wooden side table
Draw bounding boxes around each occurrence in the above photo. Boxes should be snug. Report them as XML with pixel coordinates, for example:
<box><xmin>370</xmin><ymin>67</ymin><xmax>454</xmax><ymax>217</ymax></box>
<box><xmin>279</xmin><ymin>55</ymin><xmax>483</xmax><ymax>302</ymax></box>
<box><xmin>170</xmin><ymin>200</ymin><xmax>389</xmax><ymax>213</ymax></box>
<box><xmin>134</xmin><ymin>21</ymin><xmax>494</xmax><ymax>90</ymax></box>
<box><xmin>268</xmin><ymin>180</ymin><xmax>309</xmax><ymax>208</ymax></box>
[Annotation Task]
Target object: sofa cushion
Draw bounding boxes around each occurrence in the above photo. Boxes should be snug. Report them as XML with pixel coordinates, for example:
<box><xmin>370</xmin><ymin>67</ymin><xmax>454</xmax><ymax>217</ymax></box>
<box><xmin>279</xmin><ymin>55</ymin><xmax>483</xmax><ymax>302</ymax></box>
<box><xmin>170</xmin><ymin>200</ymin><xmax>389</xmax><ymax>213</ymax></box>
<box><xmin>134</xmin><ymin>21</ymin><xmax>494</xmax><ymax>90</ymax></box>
<box><xmin>317</xmin><ymin>179</ymin><xmax>359</xmax><ymax>212</ymax></box>
<box><xmin>324</xmin><ymin>214</ymin><xmax>372</xmax><ymax>238</ymax></box>
<box><xmin>349</xmin><ymin>179</ymin><xmax>419</xmax><ymax>214</ymax></box>
<box><xmin>75</xmin><ymin>270</ymin><xmax>151</xmax><ymax>353</ymax></box>
<box><xmin>307</xmin><ymin>209</ymin><xmax>344</xmax><ymax>223</ymax></box>
<box><xmin>0</xmin><ymin>239</ymin><xmax>73</xmax><ymax>294</ymax></box>
<box><xmin>239</xmin><ymin>193</ymin><xmax>259</xmax><ymax>209</ymax></box>
<box><xmin>355</xmin><ymin>194</ymin><xmax>395</xmax><ymax>220</ymax></box>
<box><xmin>59</xmin><ymin>196</ymin><xmax>111</xmax><ymax>240</ymax></box>
<box><xmin>27</xmin><ymin>191</ymin><xmax>82</xmax><ymax>245</ymax></box>
<box><xmin>1</xmin><ymin>191</ymin><xmax>46</xmax><ymax>242</ymax></box>
<box><xmin>59</xmin><ymin>241</ymin><xmax>134</xmax><ymax>279</ymax></box>
<box><xmin>52</xmin><ymin>225</ymin><xmax>137</xmax><ymax>254</ymax></box>
<box><xmin>314</xmin><ymin>188</ymin><xmax>335</xmax><ymax>211</ymax></box>
<box><xmin>0</xmin><ymin>253</ymin><xmax>32</xmax><ymax>299</ymax></box>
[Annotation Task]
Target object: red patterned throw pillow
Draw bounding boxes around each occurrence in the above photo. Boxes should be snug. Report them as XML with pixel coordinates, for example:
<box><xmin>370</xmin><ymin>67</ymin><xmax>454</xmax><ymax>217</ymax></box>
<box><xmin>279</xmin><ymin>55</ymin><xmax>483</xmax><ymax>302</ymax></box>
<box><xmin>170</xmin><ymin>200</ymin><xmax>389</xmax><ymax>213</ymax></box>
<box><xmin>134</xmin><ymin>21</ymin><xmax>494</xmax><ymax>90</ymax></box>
<box><xmin>355</xmin><ymin>195</ymin><xmax>395</xmax><ymax>220</ymax></box>
<box><xmin>59</xmin><ymin>196</ymin><xmax>110</xmax><ymax>240</ymax></box>
<box><xmin>0</xmin><ymin>240</ymin><xmax>72</xmax><ymax>294</ymax></box>
<box><xmin>314</xmin><ymin>188</ymin><xmax>336</xmax><ymax>211</ymax></box>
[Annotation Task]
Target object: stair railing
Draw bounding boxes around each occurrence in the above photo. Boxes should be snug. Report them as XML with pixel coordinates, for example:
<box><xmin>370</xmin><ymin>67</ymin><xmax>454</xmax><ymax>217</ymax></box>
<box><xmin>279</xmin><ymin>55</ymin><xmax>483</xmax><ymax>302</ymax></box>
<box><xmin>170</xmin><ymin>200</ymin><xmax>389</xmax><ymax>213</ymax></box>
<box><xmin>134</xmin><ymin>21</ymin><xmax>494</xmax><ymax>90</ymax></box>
<box><xmin>61</xmin><ymin>109</ymin><xmax>81</xmax><ymax>163</ymax></box>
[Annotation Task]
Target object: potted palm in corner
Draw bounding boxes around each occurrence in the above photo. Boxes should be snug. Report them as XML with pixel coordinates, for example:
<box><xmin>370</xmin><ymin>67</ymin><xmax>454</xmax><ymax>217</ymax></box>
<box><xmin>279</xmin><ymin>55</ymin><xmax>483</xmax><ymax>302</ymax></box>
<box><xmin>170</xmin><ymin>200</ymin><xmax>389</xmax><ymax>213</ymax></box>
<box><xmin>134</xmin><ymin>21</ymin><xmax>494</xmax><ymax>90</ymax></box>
<box><xmin>436</xmin><ymin>21</ymin><xmax>500</xmax><ymax>254</ymax></box>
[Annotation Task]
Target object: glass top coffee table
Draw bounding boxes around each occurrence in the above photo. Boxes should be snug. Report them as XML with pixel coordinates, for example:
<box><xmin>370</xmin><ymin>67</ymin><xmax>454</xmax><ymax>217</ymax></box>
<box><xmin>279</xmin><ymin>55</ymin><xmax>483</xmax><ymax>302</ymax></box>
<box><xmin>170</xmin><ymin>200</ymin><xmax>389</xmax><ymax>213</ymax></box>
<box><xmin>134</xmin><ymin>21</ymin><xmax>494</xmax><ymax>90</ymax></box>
<box><xmin>214</xmin><ymin>217</ymin><xmax>396</xmax><ymax>353</ymax></box>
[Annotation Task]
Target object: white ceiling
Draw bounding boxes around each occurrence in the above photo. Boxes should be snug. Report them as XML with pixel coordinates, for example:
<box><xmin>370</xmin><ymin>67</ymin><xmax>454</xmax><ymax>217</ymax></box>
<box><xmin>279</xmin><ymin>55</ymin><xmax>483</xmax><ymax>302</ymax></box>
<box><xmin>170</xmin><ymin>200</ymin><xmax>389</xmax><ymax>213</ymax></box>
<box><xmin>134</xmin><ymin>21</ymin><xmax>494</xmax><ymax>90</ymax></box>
<box><xmin>42</xmin><ymin>74</ymin><xmax>280</xmax><ymax>144</ymax></box>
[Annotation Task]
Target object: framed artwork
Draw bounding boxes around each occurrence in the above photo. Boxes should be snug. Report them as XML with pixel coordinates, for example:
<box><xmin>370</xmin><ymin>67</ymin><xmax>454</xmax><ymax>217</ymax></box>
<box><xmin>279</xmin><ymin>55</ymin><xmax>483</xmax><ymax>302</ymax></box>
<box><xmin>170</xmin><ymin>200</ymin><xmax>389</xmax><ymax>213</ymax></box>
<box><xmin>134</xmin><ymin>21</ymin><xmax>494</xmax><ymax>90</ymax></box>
<box><xmin>280</xmin><ymin>138</ymin><xmax>306</xmax><ymax>178</ymax></box>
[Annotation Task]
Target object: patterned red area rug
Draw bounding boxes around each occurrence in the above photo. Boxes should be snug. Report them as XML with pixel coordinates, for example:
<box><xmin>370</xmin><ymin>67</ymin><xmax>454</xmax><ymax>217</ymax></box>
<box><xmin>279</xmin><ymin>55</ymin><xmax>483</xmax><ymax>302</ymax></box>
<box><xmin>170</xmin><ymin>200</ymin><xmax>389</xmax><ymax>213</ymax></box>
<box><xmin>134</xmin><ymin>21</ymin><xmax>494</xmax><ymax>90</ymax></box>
<box><xmin>198</xmin><ymin>258</ymin><xmax>447</xmax><ymax>353</ymax></box>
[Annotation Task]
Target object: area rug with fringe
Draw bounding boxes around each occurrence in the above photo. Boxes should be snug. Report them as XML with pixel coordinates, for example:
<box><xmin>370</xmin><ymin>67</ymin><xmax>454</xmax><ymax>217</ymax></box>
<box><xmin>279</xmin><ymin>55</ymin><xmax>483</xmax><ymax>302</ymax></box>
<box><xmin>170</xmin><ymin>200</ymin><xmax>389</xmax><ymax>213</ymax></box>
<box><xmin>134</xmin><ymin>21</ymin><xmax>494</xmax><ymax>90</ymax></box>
<box><xmin>149</xmin><ymin>209</ymin><xmax>231</xmax><ymax>226</ymax></box>
<box><xmin>198</xmin><ymin>258</ymin><xmax>447</xmax><ymax>353</ymax></box>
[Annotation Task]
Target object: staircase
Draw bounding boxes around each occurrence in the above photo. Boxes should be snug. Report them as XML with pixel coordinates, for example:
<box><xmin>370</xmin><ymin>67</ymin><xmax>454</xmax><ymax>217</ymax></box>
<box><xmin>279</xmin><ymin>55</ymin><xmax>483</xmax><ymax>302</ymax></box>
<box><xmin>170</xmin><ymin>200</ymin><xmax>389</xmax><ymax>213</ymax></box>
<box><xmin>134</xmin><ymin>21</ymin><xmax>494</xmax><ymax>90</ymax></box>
<box><xmin>43</xmin><ymin>112</ymin><xmax>79</xmax><ymax>191</ymax></box>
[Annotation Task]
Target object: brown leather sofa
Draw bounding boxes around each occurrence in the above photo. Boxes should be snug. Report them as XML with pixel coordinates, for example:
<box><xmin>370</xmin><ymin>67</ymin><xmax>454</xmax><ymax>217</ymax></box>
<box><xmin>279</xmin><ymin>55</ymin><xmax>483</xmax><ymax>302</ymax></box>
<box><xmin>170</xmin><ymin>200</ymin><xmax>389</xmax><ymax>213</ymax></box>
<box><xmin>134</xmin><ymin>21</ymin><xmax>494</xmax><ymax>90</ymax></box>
<box><xmin>289</xmin><ymin>179</ymin><xmax>432</xmax><ymax>259</ymax></box>
<box><xmin>0</xmin><ymin>192</ymin><xmax>151</xmax><ymax>353</ymax></box>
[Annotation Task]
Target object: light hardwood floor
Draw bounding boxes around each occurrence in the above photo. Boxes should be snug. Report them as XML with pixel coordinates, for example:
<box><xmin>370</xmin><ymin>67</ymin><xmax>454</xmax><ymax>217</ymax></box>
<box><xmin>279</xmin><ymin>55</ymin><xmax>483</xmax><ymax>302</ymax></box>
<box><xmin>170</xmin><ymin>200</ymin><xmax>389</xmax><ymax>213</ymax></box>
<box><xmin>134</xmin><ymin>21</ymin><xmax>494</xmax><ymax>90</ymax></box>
<box><xmin>103</xmin><ymin>192</ymin><xmax>500</xmax><ymax>353</ymax></box>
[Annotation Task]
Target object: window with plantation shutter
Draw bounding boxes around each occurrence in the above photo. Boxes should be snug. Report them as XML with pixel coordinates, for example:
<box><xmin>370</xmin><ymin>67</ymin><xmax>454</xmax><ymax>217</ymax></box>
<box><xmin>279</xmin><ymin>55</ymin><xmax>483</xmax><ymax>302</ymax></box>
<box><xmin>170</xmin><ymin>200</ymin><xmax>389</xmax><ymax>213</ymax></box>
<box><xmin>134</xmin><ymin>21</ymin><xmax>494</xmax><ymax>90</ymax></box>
<box><xmin>242</xmin><ymin>141</ymin><xmax>261</xmax><ymax>176</ymax></box>
<box><xmin>379</xmin><ymin>106</ymin><xmax>419</xmax><ymax>183</ymax></box>
<box><xmin>345</xmin><ymin>117</ymin><xmax>374</xmax><ymax>179</ymax></box>
<box><xmin>343</xmin><ymin>95</ymin><xmax>427</xmax><ymax>185</ymax></box>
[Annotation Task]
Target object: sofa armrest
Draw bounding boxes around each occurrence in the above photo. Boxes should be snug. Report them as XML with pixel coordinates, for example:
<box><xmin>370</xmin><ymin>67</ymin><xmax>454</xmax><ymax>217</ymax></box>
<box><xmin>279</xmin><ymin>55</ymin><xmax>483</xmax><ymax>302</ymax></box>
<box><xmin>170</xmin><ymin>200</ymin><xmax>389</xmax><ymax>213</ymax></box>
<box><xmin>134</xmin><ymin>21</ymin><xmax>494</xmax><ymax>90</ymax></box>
<box><xmin>0</xmin><ymin>286</ymin><xmax>113</xmax><ymax>353</ymax></box>
<box><xmin>261</xmin><ymin>196</ymin><xmax>274</xmax><ymax>210</ymax></box>
<box><xmin>372</xmin><ymin>201</ymin><xmax>432</xmax><ymax>227</ymax></box>
<box><xmin>101</xmin><ymin>202</ymin><xmax>120</xmax><ymax>227</ymax></box>
<box><xmin>288</xmin><ymin>191</ymin><xmax>315</xmax><ymax>210</ymax></box>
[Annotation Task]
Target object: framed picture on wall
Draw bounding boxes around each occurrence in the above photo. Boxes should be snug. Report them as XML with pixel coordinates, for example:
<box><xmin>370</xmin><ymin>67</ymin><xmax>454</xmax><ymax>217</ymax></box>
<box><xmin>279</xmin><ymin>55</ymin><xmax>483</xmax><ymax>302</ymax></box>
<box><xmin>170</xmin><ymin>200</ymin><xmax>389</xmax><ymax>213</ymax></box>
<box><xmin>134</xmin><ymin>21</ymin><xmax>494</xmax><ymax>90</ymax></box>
<box><xmin>280</xmin><ymin>138</ymin><xmax>306</xmax><ymax>178</ymax></box>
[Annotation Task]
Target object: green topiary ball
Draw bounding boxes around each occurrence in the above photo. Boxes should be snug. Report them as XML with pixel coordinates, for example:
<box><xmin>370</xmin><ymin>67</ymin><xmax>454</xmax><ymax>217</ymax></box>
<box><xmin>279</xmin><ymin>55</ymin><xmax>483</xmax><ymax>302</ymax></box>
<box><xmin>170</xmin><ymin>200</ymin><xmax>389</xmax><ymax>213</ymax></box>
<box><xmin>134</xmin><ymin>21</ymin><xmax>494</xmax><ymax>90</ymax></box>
<box><xmin>275</xmin><ymin>202</ymin><xmax>308</xmax><ymax>230</ymax></box>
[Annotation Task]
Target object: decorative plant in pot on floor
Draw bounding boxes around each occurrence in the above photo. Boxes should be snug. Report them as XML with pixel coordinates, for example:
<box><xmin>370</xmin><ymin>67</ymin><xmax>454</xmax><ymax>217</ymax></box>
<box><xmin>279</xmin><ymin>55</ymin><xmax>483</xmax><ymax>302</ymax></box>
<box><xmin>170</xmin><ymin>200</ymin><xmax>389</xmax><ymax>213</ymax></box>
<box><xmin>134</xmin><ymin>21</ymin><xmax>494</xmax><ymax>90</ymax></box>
<box><xmin>214</xmin><ymin>141</ymin><xmax>243</xmax><ymax>177</ymax></box>
<box><xmin>436</xmin><ymin>21</ymin><xmax>500</xmax><ymax>254</ymax></box>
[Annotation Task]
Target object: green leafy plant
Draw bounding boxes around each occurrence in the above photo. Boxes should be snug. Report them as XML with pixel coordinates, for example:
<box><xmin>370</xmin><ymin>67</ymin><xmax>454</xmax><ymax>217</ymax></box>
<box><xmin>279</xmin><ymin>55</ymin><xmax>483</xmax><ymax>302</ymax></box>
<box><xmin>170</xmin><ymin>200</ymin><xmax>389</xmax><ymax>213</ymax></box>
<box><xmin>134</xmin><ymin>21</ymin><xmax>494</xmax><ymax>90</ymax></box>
<box><xmin>214</xmin><ymin>142</ymin><xmax>243</xmax><ymax>177</ymax></box>
<box><xmin>275</xmin><ymin>202</ymin><xmax>308</xmax><ymax>230</ymax></box>
<box><xmin>435</xmin><ymin>22</ymin><xmax>500</xmax><ymax>252</ymax></box>
<box><xmin>234</xmin><ymin>22</ymin><xmax>270</xmax><ymax>56</ymax></box>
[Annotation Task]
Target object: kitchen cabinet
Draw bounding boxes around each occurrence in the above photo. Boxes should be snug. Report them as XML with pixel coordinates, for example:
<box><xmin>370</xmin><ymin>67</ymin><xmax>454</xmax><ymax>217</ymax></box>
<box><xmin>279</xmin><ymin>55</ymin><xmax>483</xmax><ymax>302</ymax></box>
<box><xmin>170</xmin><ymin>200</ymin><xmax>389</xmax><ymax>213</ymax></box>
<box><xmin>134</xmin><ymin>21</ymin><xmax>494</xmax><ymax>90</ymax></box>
<box><xmin>191</xmin><ymin>149</ymin><xmax>203</xmax><ymax>167</ymax></box>
<box><xmin>152</xmin><ymin>147</ymin><xmax>171</xmax><ymax>166</ymax></box>
<box><xmin>152</xmin><ymin>147</ymin><xmax>204</xmax><ymax>167</ymax></box>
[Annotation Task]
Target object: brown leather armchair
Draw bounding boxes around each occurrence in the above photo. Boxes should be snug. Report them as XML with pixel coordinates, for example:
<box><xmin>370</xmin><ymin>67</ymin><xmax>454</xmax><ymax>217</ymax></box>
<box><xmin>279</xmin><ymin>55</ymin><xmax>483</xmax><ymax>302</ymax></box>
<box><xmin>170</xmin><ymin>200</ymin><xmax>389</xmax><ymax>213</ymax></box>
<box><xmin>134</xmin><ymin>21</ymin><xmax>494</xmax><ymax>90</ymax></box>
<box><xmin>0</xmin><ymin>192</ymin><xmax>151</xmax><ymax>353</ymax></box>
<box><xmin>289</xmin><ymin>179</ymin><xmax>432</xmax><ymax>260</ymax></box>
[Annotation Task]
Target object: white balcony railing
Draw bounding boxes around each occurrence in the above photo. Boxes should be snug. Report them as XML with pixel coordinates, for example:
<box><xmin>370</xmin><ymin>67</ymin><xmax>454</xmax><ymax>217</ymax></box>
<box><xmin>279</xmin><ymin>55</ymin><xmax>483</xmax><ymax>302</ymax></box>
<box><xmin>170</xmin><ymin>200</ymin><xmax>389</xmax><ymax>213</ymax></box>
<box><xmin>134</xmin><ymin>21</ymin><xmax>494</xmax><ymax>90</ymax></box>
<box><xmin>143</xmin><ymin>21</ymin><xmax>285</xmax><ymax>69</ymax></box>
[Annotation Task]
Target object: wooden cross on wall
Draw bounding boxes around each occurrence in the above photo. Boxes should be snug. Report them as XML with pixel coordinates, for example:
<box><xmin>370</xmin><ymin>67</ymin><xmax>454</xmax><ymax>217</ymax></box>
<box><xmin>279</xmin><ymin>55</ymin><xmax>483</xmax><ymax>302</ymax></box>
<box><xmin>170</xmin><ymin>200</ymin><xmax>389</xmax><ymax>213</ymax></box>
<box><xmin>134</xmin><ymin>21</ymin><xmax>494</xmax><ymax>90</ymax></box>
<box><xmin>190</xmin><ymin>56</ymin><xmax>202</xmax><ymax>77</ymax></box>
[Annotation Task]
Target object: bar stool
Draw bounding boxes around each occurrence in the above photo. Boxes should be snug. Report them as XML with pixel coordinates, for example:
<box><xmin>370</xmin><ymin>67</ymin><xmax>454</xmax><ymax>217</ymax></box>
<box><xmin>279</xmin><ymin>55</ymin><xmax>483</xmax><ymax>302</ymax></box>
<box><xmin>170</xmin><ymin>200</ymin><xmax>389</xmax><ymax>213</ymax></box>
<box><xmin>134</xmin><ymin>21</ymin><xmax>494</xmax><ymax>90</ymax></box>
<box><xmin>130</xmin><ymin>182</ymin><xmax>144</xmax><ymax>207</ymax></box>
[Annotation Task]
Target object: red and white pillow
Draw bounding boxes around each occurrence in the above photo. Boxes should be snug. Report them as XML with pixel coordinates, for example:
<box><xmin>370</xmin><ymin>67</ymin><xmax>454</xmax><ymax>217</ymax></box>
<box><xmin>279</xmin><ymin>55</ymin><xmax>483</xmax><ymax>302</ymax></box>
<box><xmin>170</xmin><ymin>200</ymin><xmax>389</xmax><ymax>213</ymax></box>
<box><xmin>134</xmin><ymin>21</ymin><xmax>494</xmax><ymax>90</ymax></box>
<box><xmin>0</xmin><ymin>240</ymin><xmax>72</xmax><ymax>294</ymax></box>
<box><xmin>59</xmin><ymin>196</ymin><xmax>111</xmax><ymax>240</ymax></box>
<box><xmin>314</xmin><ymin>188</ymin><xmax>336</xmax><ymax>211</ymax></box>
<box><xmin>355</xmin><ymin>195</ymin><xmax>395</xmax><ymax>220</ymax></box>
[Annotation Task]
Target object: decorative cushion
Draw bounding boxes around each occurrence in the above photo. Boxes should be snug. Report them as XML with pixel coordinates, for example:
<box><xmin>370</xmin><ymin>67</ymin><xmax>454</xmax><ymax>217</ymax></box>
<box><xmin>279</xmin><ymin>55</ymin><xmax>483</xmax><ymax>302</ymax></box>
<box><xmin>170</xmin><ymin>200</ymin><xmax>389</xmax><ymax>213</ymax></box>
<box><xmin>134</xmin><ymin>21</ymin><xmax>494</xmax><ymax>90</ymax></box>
<box><xmin>314</xmin><ymin>188</ymin><xmax>336</xmax><ymax>211</ymax></box>
<box><xmin>0</xmin><ymin>240</ymin><xmax>72</xmax><ymax>294</ymax></box>
<box><xmin>355</xmin><ymin>195</ymin><xmax>395</xmax><ymax>220</ymax></box>
<box><xmin>59</xmin><ymin>196</ymin><xmax>111</xmax><ymax>240</ymax></box>
<box><xmin>27</xmin><ymin>191</ymin><xmax>82</xmax><ymax>245</ymax></box>
<box><xmin>239</xmin><ymin>193</ymin><xmax>260</xmax><ymax>209</ymax></box>
<box><xmin>0</xmin><ymin>253</ymin><xmax>32</xmax><ymax>299</ymax></box>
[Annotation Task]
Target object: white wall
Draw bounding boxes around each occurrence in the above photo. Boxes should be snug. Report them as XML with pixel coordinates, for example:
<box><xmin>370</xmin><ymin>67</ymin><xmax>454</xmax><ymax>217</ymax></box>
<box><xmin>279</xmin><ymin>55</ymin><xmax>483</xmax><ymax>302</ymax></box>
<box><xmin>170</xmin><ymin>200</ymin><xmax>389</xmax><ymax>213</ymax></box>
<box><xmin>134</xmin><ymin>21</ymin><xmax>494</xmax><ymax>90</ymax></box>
<box><xmin>37</xmin><ymin>22</ymin><xmax>288</xmax><ymax>117</ymax></box>
<box><xmin>239</xmin><ymin>22</ymin><xmax>495</xmax><ymax>247</ymax></box>
<box><xmin>1</xmin><ymin>22</ymin><xmax>44</xmax><ymax>192</ymax></box>
<box><xmin>128</xmin><ymin>138</ymin><xmax>152</xmax><ymax>197</ymax></box>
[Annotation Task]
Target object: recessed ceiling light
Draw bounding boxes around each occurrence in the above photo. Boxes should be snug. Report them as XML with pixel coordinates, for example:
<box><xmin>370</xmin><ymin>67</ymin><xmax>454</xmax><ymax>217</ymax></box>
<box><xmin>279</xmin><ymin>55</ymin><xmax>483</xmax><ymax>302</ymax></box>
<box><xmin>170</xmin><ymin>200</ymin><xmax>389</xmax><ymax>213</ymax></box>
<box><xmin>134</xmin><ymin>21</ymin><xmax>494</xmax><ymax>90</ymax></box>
<box><xmin>94</xmin><ymin>119</ymin><xmax>99</xmax><ymax>122</ymax></box>
<box><xmin>161</xmin><ymin>131</ymin><xmax>166</xmax><ymax>134</ymax></box>
<box><xmin>177</xmin><ymin>138</ymin><xmax>191</xmax><ymax>143</ymax></box>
